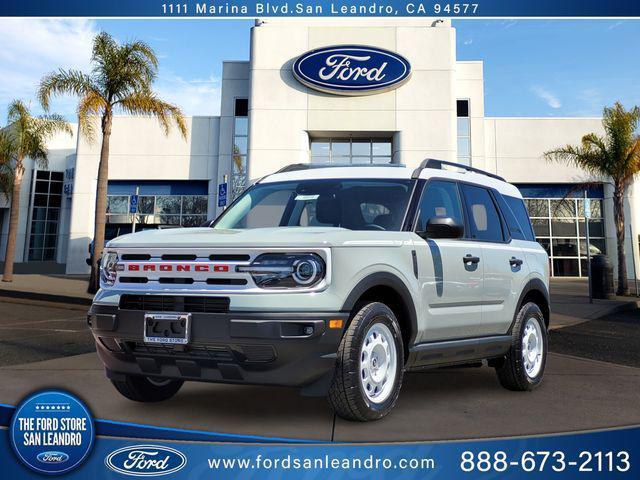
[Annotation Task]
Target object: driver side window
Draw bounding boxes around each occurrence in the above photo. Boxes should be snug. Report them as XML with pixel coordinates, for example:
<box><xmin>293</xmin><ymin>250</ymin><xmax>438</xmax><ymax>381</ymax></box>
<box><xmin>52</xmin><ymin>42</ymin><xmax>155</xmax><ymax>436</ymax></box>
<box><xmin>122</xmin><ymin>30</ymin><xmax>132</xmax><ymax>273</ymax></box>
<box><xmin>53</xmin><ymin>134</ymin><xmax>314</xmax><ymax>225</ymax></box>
<box><xmin>416</xmin><ymin>180</ymin><xmax>464</xmax><ymax>233</ymax></box>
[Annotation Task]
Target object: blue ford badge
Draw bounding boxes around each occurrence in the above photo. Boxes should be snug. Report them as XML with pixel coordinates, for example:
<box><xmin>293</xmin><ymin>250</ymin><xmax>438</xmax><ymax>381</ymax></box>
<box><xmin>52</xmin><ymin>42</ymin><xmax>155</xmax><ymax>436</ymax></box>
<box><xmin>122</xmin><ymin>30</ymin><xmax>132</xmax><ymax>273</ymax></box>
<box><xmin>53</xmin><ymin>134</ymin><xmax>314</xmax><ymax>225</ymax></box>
<box><xmin>105</xmin><ymin>445</ymin><xmax>187</xmax><ymax>477</ymax></box>
<box><xmin>293</xmin><ymin>45</ymin><xmax>411</xmax><ymax>95</ymax></box>
<box><xmin>37</xmin><ymin>451</ymin><xmax>69</xmax><ymax>464</ymax></box>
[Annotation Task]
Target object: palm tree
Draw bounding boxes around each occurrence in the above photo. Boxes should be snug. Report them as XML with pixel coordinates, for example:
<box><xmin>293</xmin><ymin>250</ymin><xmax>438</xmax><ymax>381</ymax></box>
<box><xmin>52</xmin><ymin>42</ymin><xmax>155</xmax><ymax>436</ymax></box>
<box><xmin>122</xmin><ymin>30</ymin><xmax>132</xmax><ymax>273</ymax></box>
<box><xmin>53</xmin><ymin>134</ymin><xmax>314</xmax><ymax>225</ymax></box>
<box><xmin>38</xmin><ymin>32</ymin><xmax>187</xmax><ymax>293</ymax></box>
<box><xmin>1</xmin><ymin>100</ymin><xmax>72</xmax><ymax>282</ymax></box>
<box><xmin>0</xmin><ymin>131</ymin><xmax>15</xmax><ymax>200</ymax></box>
<box><xmin>545</xmin><ymin>102</ymin><xmax>640</xmax><ymax>295</ymax></box>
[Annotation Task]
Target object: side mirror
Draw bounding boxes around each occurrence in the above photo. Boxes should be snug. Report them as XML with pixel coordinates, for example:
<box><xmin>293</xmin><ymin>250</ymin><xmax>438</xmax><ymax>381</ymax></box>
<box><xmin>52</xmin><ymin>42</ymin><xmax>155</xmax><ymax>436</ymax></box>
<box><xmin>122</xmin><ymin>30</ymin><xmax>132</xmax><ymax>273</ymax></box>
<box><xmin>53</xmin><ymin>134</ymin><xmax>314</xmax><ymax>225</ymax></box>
<box><xmin>418</xmin><ymin>217</ymin><xmax>464</xmax><ymax>239</ymax></box>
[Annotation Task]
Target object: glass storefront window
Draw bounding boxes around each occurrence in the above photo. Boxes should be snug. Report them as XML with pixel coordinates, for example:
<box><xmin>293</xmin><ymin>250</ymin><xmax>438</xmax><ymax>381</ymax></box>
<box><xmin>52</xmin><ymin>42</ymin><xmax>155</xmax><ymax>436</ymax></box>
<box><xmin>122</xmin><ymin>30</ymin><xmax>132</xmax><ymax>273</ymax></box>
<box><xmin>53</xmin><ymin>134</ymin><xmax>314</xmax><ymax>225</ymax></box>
<box><xmin>28</xmin><ymin>170</ymin><xmax>62</xmax><ymax>262</ymax></box>
<box><xmin>155</xmin><ymin>196</ymin><xmax>181</xmax><ymax>215</ymax></box>
<box><xmin>457</xmin><ymin>99</ymin><xmax>471</xmax><ymax>165</ymax></box>
<box><xmin>106</xmin><ymin>194</ymin><xmax>208</xmax><ymax>230</ymax></box>
<box><xmin>231</xmin><ymin>99</ymin><xmax>249</xmax><ymax>199</ymax></box>
<box><xmin>522</xmin><ymin>195</ymin><xmax>606</xmax><ymax>277</ymax></box>
<box><xmin>107</xmin><ymin>196</ymin><xmax>129</xmax><ymax>214</ymax></box>
<box><xmin>310</xmin><ymin>138</ymin><xmax>393</xmax><ymax>164</ymax></box>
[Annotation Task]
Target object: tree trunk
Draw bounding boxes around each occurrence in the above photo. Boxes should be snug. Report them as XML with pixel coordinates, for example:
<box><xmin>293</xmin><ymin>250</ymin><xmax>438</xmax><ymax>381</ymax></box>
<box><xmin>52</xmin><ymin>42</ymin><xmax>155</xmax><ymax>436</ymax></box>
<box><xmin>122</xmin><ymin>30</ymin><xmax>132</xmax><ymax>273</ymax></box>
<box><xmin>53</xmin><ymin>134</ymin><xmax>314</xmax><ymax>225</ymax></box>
<box><xmin>87</xmin><ymin>112</ymin><xmax>112</xmax><ymax>294</ymax></box>
<box><xmin>2</xmin><ymin>161</ymin><xmax>24</xmax><ymax>282</ymax></box>
<box><xmin>613</xmin><ymin>182</ymin><xmax>629</xmax><ymax>296</ymax></box>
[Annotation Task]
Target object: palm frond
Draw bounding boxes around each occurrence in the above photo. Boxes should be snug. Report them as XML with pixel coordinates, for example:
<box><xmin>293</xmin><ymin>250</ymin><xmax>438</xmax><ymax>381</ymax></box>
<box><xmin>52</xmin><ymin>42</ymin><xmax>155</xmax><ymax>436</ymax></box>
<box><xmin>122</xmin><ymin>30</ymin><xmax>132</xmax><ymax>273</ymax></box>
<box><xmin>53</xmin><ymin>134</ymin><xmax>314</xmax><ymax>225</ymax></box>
<box><xmin>38</xmin><ymin>69</ymin><xmax>99</xmax><ymax>110</ymax></box>
<box><xmin>7</xmin><ymin>99</ymin><xmax>29</xmax><ymax>126</ymax></box>
<box><xmin>117</xmin><ymin>91</ymin><xmax>187</xmax><ymax>138</ymax></box>
<box><xmin>77</xmin><ymin>91</ymin><xmax>107</xmax><ymax>141</ymax></box>
<box><xmin>0</xmin><ymin>130</ymin><xmax>16</xmax><ymax>200</ymax></box>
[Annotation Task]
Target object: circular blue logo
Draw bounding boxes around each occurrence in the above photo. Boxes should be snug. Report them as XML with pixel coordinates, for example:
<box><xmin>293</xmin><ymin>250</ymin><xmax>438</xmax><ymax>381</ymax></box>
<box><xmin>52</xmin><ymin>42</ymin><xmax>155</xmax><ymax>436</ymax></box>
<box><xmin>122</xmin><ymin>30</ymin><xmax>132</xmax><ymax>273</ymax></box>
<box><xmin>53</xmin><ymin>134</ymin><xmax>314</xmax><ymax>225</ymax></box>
<box><xmin>10</xmin><ymin>390</ymin><xmax>95</xmax><ymax>475</ymax></box>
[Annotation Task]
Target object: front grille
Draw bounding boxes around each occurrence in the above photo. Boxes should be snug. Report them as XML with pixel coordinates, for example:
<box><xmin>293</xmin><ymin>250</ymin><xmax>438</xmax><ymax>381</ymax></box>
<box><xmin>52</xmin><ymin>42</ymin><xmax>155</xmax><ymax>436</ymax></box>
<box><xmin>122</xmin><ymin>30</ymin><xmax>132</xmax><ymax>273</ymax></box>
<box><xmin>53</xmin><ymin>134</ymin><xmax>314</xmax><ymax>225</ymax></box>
<box><xmin>119</xmin><ymin>295</ymin><xmax>230</xmax><ymax>313</ymax></box>
<box><xmin>130</xmin><ymin>342</ymin><xmax>235</xmax><ymax>361</ymax></box>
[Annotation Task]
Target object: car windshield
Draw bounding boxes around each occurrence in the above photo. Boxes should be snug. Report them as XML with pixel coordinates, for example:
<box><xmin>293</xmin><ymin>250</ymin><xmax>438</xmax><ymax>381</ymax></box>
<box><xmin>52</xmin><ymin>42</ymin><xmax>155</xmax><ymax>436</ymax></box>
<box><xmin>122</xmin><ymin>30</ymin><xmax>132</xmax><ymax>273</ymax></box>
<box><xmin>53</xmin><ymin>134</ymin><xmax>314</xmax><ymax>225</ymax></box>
<box><xmin>213</xmin><ymin>178</ymin><xmax>414</xmax><ymax>231</ymax></box>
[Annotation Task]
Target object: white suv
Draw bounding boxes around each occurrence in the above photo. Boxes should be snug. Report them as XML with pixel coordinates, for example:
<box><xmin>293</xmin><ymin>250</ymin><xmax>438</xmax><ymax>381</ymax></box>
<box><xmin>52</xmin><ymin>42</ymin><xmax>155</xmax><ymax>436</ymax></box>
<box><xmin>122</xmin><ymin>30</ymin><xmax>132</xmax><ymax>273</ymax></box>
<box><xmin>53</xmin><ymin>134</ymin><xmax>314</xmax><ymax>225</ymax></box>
<box><xmin>90</xmin><ymin>159</ymin><xmax>550</xmax><ymax>421</ymax></box>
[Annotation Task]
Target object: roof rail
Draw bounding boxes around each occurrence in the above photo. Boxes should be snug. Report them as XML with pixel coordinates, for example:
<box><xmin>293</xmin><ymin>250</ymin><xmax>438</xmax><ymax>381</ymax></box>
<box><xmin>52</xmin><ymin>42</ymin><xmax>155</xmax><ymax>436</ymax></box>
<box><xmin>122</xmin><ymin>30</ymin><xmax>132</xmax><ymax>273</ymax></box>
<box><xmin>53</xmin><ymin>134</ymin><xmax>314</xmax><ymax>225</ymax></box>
<box><xmin>411</xmin><ymin>158</ymin><xmax>505</xmax><ymax>182</ymax></box>
<box><xmin>274</xmin><ymin>163</ymin><xmax>406</xmax><ymax>174</ymax></box>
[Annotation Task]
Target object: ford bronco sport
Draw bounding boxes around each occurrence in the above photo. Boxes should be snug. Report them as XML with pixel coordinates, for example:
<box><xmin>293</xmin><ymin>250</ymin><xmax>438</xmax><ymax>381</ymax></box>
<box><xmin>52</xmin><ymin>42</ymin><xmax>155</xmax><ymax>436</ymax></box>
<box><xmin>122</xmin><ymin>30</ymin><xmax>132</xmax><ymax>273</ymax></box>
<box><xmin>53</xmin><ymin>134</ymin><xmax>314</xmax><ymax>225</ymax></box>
<box><xmin>89</xmin><ymin>159</ymin><xmax>550</xmax><ymax>421</ymax></box>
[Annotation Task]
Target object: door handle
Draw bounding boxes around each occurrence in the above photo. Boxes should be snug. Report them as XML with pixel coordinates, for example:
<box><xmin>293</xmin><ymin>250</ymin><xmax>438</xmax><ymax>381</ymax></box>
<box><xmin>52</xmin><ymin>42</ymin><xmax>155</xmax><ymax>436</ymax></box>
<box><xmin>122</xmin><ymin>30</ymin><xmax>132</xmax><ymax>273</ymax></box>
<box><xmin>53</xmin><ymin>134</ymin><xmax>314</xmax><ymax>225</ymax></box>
<box><xmin>509</xmin><ymin>257</ymin><xmax>523</xmax><ymax>267</ymax></box>
<box><xmin>463</xmin><ymin>254</ymin><xmax>480</xmax><ymax>265</ymax></box>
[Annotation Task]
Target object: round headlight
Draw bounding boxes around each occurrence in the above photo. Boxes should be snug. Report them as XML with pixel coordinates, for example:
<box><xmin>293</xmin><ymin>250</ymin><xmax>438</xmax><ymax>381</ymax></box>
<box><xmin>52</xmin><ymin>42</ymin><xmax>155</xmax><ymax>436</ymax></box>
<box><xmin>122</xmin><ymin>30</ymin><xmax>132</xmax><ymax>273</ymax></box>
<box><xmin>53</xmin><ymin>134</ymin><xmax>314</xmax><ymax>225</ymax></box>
<box><xmin>100</xmin><ymin>252</ymin><xmax>119</xmax><ymax>287</ymax></box>
<box><xmin>292</xmin><ymin>257</ymin><xmax>322</xmax><ymax>285</ymax></box>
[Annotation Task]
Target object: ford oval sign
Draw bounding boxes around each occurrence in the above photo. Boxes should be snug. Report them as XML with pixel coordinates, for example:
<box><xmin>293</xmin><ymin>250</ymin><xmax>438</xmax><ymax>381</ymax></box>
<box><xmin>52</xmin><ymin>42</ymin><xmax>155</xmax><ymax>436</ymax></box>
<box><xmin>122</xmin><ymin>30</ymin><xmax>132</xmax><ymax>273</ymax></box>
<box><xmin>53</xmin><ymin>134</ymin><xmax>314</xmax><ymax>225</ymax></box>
<box><xmin>37</xmin><ymin>451</ymin><xmax>69</xmax><ymax>464</ymax></box>
<box><xmin>293</xmin><ymin>45</ymin><xmax>411</xmax><ymax>96</ymax></box>
<box><xmin>105</xmin><ymin>445</ymin><xmax>187</xmax><ymax>477</ymax></box>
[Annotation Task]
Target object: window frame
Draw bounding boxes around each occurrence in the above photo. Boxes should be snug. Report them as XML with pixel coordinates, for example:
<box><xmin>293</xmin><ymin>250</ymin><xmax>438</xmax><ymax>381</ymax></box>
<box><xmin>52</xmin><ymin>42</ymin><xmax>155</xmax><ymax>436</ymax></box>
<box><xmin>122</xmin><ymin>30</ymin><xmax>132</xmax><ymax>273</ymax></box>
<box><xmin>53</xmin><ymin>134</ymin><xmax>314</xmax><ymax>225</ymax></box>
<box><xmin>459</xmin><ymin>183</ymin><xmax>509</xmax><ymax>244</ymax></box>
<box><xmin>412</xmin><ymin>178</ymin><xmax>466</xmax><ymax>237</ymax></box>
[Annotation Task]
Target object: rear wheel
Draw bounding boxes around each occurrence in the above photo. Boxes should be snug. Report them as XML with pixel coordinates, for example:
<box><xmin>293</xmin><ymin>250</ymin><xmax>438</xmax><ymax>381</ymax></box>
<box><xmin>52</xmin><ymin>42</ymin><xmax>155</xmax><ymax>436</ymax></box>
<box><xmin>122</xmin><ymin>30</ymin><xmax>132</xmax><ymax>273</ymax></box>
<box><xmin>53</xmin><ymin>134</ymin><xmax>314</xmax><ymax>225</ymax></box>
<box><xmin>111</xmin><ymin>375</ymin><xmax>183</xmax><ymax>402</ymax></box>
<box><xmin>495</xmin><ymin>302</ymin><xmax>547</xmax><ymax>391</ymax></box>
<box><xmin>328</xmin><ymin>302</ymin><xmax>404</xmax><ymax>421</ymax></box>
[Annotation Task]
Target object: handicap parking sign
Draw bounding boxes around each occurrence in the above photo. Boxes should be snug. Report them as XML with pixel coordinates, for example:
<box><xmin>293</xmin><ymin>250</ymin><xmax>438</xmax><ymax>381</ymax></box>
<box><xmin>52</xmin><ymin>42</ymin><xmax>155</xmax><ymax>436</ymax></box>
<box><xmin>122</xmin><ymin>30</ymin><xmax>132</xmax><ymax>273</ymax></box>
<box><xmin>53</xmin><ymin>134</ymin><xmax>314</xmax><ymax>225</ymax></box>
<box><xmin>130</xmin><ymin>194</ymin><xmax>138</xmax><ymax>214</ymax></box>
<box><xmin>218</xmin><ymin>183</ymin><xmax>228</xmax><ymax>207</ymax></box>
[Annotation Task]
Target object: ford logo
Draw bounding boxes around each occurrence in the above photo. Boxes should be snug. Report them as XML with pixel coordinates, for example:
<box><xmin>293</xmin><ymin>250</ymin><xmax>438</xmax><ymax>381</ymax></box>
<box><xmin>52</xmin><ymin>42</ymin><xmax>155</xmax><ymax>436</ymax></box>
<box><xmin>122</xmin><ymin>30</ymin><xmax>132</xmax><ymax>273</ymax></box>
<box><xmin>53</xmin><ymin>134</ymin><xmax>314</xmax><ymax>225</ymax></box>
<box><xmin>36</xmin><ymin>451</ymin><xmax>69</xmax><ymax>464</ymax></box>
<box><xmin>293</xmin><ymin>45</ymin><xmax>411</xmax><ymax>95</ymax></box>
<box><xmin>105</xmin><ymin>445</ymin><xmax>187</xmax><ymax>477</ymax></box>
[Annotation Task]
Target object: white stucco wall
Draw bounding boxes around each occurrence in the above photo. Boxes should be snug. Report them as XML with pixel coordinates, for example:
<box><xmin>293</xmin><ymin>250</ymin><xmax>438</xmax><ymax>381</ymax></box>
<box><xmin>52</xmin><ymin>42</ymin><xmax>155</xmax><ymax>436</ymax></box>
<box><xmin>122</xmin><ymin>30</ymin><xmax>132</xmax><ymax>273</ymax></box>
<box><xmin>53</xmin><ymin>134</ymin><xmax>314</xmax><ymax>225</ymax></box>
<box><xmin>246</xmin><ymin>18</ymin><xmax>457</xmax><ymax>180</ymax></box>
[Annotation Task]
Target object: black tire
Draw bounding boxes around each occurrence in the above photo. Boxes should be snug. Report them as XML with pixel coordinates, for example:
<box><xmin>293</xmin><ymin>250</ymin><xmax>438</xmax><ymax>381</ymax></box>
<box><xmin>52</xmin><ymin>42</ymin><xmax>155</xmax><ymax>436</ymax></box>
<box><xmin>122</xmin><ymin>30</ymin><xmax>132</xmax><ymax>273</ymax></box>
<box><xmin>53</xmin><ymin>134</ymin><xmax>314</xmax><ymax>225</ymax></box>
<box><xmin>111</xmin><ymin>375</ymin><xmax>183</xmax><ymax>402</ymax></box>
<box><xmin>496</xmin><ymin>302</ymin><xmax>547</xmax><ymax>391</ymax></box>
<box><xmin>328</xmin><ymin>302</ymin><xmax>404</xmax><ymax>422</ymax></box>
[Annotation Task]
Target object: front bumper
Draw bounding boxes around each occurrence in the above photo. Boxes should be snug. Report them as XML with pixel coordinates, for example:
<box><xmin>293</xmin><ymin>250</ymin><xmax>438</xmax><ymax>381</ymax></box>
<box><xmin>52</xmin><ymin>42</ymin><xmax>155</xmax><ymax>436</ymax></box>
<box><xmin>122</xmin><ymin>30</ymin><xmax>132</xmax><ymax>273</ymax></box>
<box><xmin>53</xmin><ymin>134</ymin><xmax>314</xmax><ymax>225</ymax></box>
<box><xmin>88</xmin><ymin>304</ymin><xmax>348</xmax><ymax>390</ymax></box>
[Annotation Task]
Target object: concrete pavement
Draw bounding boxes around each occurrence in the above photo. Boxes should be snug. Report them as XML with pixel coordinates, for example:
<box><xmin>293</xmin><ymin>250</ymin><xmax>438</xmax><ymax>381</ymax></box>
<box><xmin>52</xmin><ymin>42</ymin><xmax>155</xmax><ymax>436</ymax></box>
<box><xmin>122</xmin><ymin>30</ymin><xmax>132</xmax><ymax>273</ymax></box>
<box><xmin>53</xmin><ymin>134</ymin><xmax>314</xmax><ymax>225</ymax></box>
<box><xmin>0</xmin><ymin>351</ymin><xmax>638</xmax><ymax>441</ymax></box>
<box><xmin>0</xmin><ymin>278</ymin><xmax>639</xmax><ymax>441</ymax></box>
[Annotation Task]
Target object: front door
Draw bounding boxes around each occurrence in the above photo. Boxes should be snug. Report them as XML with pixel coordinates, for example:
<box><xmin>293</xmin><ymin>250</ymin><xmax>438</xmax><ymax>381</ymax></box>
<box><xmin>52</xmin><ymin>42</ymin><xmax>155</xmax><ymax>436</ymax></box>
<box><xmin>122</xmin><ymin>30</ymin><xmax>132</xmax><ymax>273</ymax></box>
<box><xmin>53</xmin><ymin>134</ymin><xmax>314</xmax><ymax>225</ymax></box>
<box><xmin>413</xmin><ymin>180</ymin><xmax>485</xmax><ymax>342</ymax></box>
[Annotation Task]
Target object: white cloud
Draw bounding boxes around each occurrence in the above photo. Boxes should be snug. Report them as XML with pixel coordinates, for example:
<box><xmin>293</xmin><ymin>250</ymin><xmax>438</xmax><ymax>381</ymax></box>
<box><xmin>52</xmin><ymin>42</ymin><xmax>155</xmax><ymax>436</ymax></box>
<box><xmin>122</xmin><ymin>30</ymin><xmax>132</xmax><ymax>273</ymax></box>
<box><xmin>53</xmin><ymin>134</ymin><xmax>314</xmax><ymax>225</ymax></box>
<box><xmin>463</xmin><ymin>38</ymin><xmax>473</xmax><ymax>45</ymax></box>
<box><xmin>0</xmin><ymin>18</ymin><xmax>97</xmax><ymax>120</ymax></box>
<box><xmin>155</xmin><ymin>73</ymin><xmax>221</xmax><ymax>116</ymax></box>
<box><xmin>531</xmin><ymin>85</ymin><xmax>562</xmax><ymax>109</ymax></box>
<box><xmin>0</xmin><ymin>19</ymin><xmax>221</xmax><ymax>121</ymax></box>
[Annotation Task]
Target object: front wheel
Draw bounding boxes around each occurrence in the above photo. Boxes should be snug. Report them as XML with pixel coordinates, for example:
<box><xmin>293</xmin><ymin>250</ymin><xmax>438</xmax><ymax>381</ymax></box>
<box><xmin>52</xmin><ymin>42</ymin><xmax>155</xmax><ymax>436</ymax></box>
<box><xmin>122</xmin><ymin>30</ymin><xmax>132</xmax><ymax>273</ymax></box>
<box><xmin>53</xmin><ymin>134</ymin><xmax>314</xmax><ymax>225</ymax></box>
<box><xmin>328</xmin><ymin>302</ymin><xmax>404</xmax><ymax>421</ymax></box>
<box><xmin>495</xmin><ymin>302</ymin><xmax>547</xmax><ymax>391</ymax></box>
<box><xmin>111</xmin><ymin>375</ymin><xmax>183</xmax><ymax>402</ymax></box>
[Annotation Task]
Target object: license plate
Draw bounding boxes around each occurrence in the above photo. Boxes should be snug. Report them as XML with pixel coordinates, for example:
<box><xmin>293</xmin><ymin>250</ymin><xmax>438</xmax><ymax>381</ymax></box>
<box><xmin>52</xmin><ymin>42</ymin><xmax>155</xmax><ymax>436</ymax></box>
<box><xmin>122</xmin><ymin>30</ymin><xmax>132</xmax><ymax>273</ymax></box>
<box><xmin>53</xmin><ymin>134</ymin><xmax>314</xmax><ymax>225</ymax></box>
<box><xmin>143</xmin><ymin>313</ymin><xmax>191</xmax><ymax>345</ymax></box>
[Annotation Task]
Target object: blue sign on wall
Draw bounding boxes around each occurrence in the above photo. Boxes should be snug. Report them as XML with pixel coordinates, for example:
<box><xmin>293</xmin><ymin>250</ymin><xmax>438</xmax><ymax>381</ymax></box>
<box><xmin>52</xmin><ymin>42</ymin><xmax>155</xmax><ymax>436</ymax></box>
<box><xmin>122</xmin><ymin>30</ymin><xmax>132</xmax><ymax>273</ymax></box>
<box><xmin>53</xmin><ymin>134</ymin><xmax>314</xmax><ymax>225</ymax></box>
<box><xmin>293</xmin><ymin>45</ymin><xmax>411</xmax><ymax>96</ymax></box>
<box><xmin>129</xmin><ymin>195</ymin><xmax>138</xmax><ymax>214</ymax></box>
<box><xmin>218</xmin><ymin>183</ymin><xmax>228</xmax><ymax>207</ymax></box>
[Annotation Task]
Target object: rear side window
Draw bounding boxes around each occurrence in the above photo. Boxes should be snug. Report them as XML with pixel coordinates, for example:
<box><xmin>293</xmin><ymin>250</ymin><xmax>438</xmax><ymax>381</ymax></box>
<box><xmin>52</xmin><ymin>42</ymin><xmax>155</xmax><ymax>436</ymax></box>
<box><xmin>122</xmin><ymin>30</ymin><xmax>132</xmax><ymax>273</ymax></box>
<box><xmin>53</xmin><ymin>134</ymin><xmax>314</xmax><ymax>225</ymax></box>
<box><xmin>504</xmin><ymin>195</ymin><xmax>536</xmax><ymax>241</ymax></box>
<box><xmin>494</xmin><ymin>193</ymin><xmax>525</xmax><ymax>241</ymax></box>
<box><xmin>460</xmin><ymin>184</ymin><xmax>504</xmax><ymax>242</ymax></box>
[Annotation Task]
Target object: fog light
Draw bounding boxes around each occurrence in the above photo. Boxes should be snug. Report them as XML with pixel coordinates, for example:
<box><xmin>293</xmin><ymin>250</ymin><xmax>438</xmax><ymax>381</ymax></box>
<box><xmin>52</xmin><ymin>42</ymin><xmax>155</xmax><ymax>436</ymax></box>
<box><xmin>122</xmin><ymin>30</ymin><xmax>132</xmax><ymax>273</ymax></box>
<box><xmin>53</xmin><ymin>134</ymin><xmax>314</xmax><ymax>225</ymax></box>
<box><xmin>303</xmin><ymin>326</ymin><xmax>314</xmax><ymax>336</ymax></box>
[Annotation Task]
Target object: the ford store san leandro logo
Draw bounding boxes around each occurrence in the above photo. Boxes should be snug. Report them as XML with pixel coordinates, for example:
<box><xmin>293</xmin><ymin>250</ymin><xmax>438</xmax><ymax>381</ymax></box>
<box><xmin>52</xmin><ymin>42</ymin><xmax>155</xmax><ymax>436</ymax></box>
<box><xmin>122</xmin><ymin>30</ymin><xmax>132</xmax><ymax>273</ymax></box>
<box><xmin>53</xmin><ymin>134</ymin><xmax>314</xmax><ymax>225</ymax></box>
<box><xmin>293</xmin><ymin>45</ymin><xmax>411</xmax><ymax>95</ymax></box>
<box><xmin>36</xmin><ymin>451</ymin><xmax>69</xmax><ymax>464</ymax></box>
<box><xmin>105</xmin><ymin>445</ymin><xmax>187</xmax><ymax>477</ymax></box>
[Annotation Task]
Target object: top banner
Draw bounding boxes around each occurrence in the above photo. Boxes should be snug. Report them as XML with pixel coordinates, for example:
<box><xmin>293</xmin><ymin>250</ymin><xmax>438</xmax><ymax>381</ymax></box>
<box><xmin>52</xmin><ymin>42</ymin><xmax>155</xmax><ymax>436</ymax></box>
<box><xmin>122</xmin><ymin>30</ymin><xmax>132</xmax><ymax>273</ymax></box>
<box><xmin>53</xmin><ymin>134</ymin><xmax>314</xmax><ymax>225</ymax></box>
<box><xmin>1</xmin><ymin>0</ymin><xmax>640</xmax><ymax>17</ymax></box>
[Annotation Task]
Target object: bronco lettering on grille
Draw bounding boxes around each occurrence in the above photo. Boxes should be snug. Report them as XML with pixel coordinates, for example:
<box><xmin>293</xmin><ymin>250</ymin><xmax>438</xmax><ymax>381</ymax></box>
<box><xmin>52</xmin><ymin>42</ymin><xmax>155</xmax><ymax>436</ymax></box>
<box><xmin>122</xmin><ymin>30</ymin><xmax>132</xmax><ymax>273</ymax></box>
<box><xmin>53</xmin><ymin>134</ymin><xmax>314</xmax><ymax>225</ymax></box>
<box><xmin>127</xmin><ymin>264</ymin><xmax>230</xmax><ymax>272</ymax></box>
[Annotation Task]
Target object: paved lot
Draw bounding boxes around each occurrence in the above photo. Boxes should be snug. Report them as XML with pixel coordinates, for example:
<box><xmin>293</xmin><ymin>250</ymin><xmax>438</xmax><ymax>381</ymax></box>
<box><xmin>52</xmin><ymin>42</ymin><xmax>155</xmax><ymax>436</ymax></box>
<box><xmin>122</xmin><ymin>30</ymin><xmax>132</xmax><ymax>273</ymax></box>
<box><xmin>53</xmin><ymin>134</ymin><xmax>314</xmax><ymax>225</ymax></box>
<box><xmin>0</xmin><ymin>300</ymin><xmax>93</xmax><ymax>366</ymax></box>
<box><xmin>0</xmin><ymin>298</ymin><xmax>639</xmax><ymax>442</ymax></box>
<box><xmin>550</xmin><ymin>309</ymin><xmax>640</xmax><ymax>368</ymax></box>
<box><xmin>0</xmin><ymin>351</ymin><xmax>638</xmax><ymax>442</ymax></box>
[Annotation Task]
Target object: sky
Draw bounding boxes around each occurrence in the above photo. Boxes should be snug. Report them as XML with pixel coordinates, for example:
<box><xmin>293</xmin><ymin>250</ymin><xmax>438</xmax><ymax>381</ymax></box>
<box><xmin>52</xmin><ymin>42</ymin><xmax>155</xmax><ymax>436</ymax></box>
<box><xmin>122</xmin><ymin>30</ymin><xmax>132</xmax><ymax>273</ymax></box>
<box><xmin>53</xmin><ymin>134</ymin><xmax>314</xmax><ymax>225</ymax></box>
<box><xmin>0</xmin><ymin>18</ymin><xmax>637</xmax><ymax>123</ymax></box>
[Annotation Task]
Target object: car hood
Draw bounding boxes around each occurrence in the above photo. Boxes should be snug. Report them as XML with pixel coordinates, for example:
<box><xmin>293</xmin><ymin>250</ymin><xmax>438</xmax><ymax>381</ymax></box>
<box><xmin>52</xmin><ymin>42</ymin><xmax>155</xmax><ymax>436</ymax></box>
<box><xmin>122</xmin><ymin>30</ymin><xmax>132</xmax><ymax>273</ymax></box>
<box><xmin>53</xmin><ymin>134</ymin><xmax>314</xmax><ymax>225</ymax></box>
<box><xmin>106</xmin><ymin>227</ymin><xmax>410</xmax><ymax>249</ymax></box>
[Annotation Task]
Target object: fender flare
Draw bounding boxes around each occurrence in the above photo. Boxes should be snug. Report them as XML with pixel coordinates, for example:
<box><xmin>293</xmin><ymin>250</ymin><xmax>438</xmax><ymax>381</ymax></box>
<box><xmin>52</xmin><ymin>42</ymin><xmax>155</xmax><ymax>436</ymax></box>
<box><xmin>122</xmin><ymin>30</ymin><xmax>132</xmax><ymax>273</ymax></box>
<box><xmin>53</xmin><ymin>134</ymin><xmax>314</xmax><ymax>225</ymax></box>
<box><xmin>510</xmin><ymin>277</ymin><xmax>550</xmax><ymax>332</ymax></box>
<box><xmin>341</xmin><ymin>271</ymin><xmax>419</xmax><ymax>346</ymax></box>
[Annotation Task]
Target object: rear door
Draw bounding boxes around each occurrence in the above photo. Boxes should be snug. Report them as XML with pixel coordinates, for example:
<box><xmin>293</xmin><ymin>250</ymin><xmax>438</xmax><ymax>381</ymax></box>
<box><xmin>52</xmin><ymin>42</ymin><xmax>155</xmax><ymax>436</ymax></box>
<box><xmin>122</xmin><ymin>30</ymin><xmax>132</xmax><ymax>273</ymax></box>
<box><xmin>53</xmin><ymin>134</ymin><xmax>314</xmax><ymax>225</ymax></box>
<box><xmin>460</xmin><ymin>184</ymin><xmax>529</xmax><ymax>335</ymax></box>
<box><xmin>413</xmin><ymin>180</ymin><xmax>484</xmax><ymax>342</ymax></box>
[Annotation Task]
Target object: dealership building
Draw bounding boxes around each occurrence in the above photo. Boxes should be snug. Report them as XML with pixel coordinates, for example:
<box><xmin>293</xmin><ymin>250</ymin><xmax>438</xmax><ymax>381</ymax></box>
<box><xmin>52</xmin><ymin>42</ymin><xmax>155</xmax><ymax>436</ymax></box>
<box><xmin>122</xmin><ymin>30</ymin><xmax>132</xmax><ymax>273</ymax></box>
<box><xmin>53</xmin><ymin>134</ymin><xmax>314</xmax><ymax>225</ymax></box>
<box><xmin>0</xmin><ymin>18</ymin><xmax>638</xmax><ymax>280</ymax></box>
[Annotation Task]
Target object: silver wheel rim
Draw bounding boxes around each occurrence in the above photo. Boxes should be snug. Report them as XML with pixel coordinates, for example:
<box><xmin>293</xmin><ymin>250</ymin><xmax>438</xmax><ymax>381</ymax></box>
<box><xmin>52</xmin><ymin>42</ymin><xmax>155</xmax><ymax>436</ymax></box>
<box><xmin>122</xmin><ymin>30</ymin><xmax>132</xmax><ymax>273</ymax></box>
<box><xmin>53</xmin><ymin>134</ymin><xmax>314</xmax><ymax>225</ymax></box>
<box><xmin>522</xmin><ymin>317</ymin><xmax>544</xmax><ymax>379</ymax></box>
<box><xmin>359</xmin><ymin>322</ymin><xmax>397</xmax><ymax>404</ymax></box>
